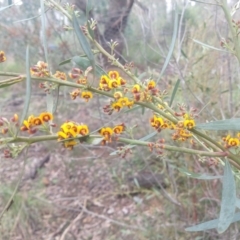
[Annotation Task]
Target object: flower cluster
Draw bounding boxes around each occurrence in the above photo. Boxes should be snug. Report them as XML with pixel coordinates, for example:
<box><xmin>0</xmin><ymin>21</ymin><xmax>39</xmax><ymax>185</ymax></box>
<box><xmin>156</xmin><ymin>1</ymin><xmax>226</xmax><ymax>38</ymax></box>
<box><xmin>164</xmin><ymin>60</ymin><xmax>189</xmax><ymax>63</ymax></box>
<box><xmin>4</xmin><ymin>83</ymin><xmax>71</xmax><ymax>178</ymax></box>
<box><xmin>57</xmin><ymin>121</ymin><xmax>89</xmax><ymax>149</ymax></box>
<box><xmin>30</xmin><ymin>61</ymin><xmax>49</xmax><ymax>77</ymax></box>
<box><xmin>0</xmin><ymin>114</ymin><xmax>19</xmax><ymax>135</ymax></box>
<box><xmin>99</xmin><ymin>71</ymin><xmax>126</xmax><ymax>91</ymax></box>
<box><xmin>20</xmin><ymin>112</ymin><xmax>53</xmax><ymax>134</ymax></box>
<box><xmin>69</xmin><ymin>89</ymin><xmax>93</xmax><ymax>102</ymax></box>
<box><xmin>69</xmin><ymin>67</ymin><xmax>88</xmax><ymax>84</ymax></box>
<box><xmin>0</xmin><ymin>51</ymin><xmax>6</xmax><ymax>63</ymax></box>
<box><xmin>131</xmin><ymin>80</ymin><xmax>158</xmax><ymax>102</ymax></box>
<box><xmin>103</xmin><ymin>96</ymin><xmax>134</xmax><ymax>114</ymax></box>
<box><xmin>99</xmin><ymin>123</ymin><xmax>125</xmax><ymax>144</ymax></box>
<box><xmin>150</xmin><ymin>112</ymin><xmax>196</xmax><ymax>142</ymax></box>
<box><xmin>222</xmin><ymin>134</ymin><xmax>240</xmax><ymax>148</ymax></box>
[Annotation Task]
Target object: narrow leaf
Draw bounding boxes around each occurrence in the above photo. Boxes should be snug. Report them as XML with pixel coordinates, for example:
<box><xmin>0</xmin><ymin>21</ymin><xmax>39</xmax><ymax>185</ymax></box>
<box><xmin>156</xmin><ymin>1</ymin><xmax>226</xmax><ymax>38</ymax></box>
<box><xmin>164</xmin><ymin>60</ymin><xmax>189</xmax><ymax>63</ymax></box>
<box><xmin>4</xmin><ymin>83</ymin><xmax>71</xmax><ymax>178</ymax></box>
<box><xmin>40</xmin><ymin>0</ymin><xmax>48</xmax><ymax>63</ymax></box>
<box><xmin>52</xmin><ymin>86</ymin><xmax>60</xmax><ymax>114</ymax></box>
<box><xmin>86</xmin><ymin>0</ymin><xmax>94</xmax><ymax>39</ymax></box>
<box><xmin>169</xmin><ymin>79</ymin><xmax>180</xmax><ymax>107</ymax></box>
<box><xmin>217</xmin><ymin>160</ymin><xmax>236</xmax><ymax>233</ymax></box>
<box><xmin>178</xmin><ymin>167</ymin><xmax>222</xmax><ymax>180</ymax></box>
<box><xmin>72</xmin><ymin>11</ymin><xmax>94</xmax><ymax>65</ymax></box>
<box><xmin>157</xmin><ymin>6</ymin><xmax>178</xmax><ymax>82</ymax></box>
<box><xmin>0</xmin><ymin>3</ymin><xmax>15</xmax><ymax>12</ymax></box>
<box><xmin>196</xmin><ymin>119</ymin><xmax>240</xmax><ymax>131</ymax></box>
<box><xmin>192</xmin><ymin>39</ymin><xmax>228</xmax><ymax>52</ymax></box>
<box><xmin>16</xmin><ymin>46</ymin><xmax>31</xmax><ymax>137</ymax></box>
<box><xmin>236</xmin><ymin>198</ymin><xmax>240</xmax><ymax>209</ymax></box>
<box><xmin>185</xmin><ymin>212</ymin><xmax>240</xmax><ymax>232</ymax></box>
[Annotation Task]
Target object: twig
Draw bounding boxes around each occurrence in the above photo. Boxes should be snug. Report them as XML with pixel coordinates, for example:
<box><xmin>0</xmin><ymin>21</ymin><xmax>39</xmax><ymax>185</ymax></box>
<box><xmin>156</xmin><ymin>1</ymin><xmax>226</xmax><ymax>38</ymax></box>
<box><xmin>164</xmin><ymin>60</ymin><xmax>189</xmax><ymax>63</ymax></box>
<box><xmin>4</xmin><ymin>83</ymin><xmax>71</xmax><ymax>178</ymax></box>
<box><xmin>59</xmin><ymin>200</ymin><xmax>86</xmax><ymax>240</ymax></box>
<box><xmin>77</xmin><ymin>200</ymin><xmax>144</xmax><ymax>231</ymax></box>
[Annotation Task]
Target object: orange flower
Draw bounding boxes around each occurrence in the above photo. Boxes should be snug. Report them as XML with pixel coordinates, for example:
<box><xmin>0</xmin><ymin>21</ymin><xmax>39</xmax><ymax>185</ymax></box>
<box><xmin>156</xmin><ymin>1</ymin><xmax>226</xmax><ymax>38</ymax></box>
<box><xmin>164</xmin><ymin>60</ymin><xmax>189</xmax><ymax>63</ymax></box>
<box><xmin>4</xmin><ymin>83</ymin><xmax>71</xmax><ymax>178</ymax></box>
<box><xmin>227</xmin><ymin>137</ymin><xmax>240</xmax><ymax>147</ymax></box>
<box><xmin>31</xmin><ymin>117</ymin><xmax>43</xmax><ymax>126</ymax></box>
<box><xmin>53</xmin><ymin>71</ymin><xmax>67</xmax><ymax>80</ymax></box>
<box><xmin>77</xmin><ymin>77</ymin><xmax>87</xmax><ymax>85</ymax></box>
<box><xmin>78</xmin><ymin>125</ymin><xmax>89</xmax><ymax>135</ymax></box>
<box><xmin>113</xmin><ymin>124</ymin><xmax>125</xmax><ymax>134</ymax></box>
<box><xmin>70</xmin><ymin>89</ymin><xmax>81</xmax><ymax>100</ymax></box>
<box><xmin>147</xmin><ymin>80</ymin><xmax>156</xmax><ymax>90</ymax></box>
<box><xmin>39</xmin><ymin>112</ymin><xmax>53</xmax><ymax>122</ymax></box>
<box><xmin>81</xmin><ymin>91</ymin><xmax>93</xmax><ymax>102</ymax></box>
<box><xmin>108</xmin><ymin>70</ymin><xmax>119</xmax><ymax>79</ymax></box>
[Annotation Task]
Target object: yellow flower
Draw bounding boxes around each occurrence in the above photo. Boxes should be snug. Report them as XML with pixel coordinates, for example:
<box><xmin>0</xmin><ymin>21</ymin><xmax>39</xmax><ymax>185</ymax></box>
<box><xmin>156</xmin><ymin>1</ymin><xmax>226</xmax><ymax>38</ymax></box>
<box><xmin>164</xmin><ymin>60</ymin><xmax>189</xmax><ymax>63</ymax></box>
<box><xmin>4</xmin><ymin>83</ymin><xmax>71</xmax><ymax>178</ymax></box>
<box><xmin>31</xmin><ymin>117</ymin><xmax>43</xmax><ymax>126</ymax></box>
<box><xmin>100</xmin><ymin>75</ymin><xmax>110</xmax><ymax>84</ymax></box>
<box><xmin>57</xmin><ymin>131</ymin><xmax>68</xmax><ymax>139</ymax></box>
<box><xmin>147</xmin><ymin>80</ymin><xmax>156</xmax><ymax>90</ymax></box>
<box><xmin>132</xmin><ymin>84</ymin><xmax>141</xmax><ymax>93</ymax></box>
<box><xmin>108</xmin><ymin>79</ymin><xmax>119</xmax><ymax>89</ymax></box>
<box><xmin>119</xmin><ymin>77</ymin><xmax>126</xmax><ymax>85</ymax></box>
<box><xmin>81</xmin><ymin>91</ymin><xmax>93</xmax><ymax>102</ymax></box>
<box><xmin>150</xmin><ymin>115</ymin><xmax>164</xmax><ymax>129</ymax></box>
<box><xmin>78</xmin><ymin>125</ymin><xmax>89</xmax><ymax>135</ymax></box>
<box><xmin>113</xmin><ymin>91</ymin><xmax>123</xmax><ymax>99</ymax></box>
<box><xmin>0</xmin><ymin>51</ymin><xmax>6</xmax><ymax>62</ymax></box>
<box><xmin>108</xmin><ymin>70</ymin><xmax>119</xmax><ymax>79</ymax></box>
<box><xmin>227</xmin><ymin>138</ymin><xmax>240</xmax><ymax>147</ymax></box>
<box><xmin>183</xmin><ymin>119</ymin><xmax>195</xmax><ymax>129</ymax></box>
<box><xmin>118</xmin><ymin>97</ymin><xmax>132</xmax><ymax>107</ymax></box>
<box><xmin>99</xmin><ymin>127</ymin><xmax>114</xmax><ymax>141</ymax></box>
<box><xmin>113</xmin><ymin>124</ymin><xmax>125</xmax><ymax>134</ymax></box>
<box><xmin>64</xmin><ymin>140</ymin><xmax>77</xmax><ymax>150</ymax></box>
<box><xmin>39</xmin><ymin>112</ymin><xmax>53</xmax><ymax>122</ymax></box>
<box><xmin>111</xmin><ymin>101</ymin><xmax>122</xmax><ymax>112</ymax></box>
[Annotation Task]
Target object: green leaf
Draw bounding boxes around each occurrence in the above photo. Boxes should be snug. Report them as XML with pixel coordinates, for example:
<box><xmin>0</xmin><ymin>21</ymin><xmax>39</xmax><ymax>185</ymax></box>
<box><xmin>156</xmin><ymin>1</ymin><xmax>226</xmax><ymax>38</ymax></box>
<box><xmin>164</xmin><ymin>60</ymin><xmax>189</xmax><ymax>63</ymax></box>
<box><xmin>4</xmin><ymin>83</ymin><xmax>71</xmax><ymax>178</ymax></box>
<box><xmin>86</xmin><ymin>0</ymin><xmax>94</xmax><ymax>39</ymax></box>
<box><xmin>141</xmin><ymin>106</ymin><xmax>145</xmax><ymax>115</ymax></box>
<box><xmin>169</xmin><ymin>79</ymin><xmax>180</xmax><ymax>107</ymax></box>
<box><xmin>192</xmin><ymin>39</ymin><xmax>228</xmax><ymax>53</ymax></box>
<box><xmin>16</xmin><ymin>46</ymin><xmax>31</xmax><ymax>137</ymax></box>
<box><xmin>236</xmin><ymin>198</ymin><xmax>240</xmax><ymax>209</ymax></box>
<box><xmin>40</xmin><ymin>0</ymin><xmax>48</xmax><ymax>63</ymax></box>
<box><xmin>185</xmin><ymin>212</ymin><xmax>240</xmax><ymax>232</ymax></box>
<box><xmin>157</xmin><ymin>6</ymin><xmax>178</xmax><ymax>82</ymax></box>
<box><xmin>46</xmin><ymin>91</ymin><xmax>54</xmax><ymax>114</ymax></box>
<box><xmin>217</xmin><ymin>160</ymin><xmax>236</xmax><ymax>233</ymax></box>
<box><xmin>72</xmin><ymin>56</ymin><xmax>106</xmax><ymax>76</ymax></box>
<box><xmin>59</xmin><ymin>58</ymin><xmax>72</xmax><ymax>66</ymax></box>
<box><xmin>178</xmin><ymin>167</ymin><xmax>222</xmax><ymax>180</ymax></box>
<box><xmin>52</xmin><ymin>86</ymin><xmax>60</xmax><ymax>114</ymax></box>
<box><xmin>0</xmin><ymin>78</ymin><xmax>22</xmax><ymax>88</ymax></box>
<box><xmin>72</xmin><ymin>11</ymin><xmax>94</xmax><ymax>66</ymax></box>
<box><xmin>196</xmin><ymin>119</ymin><xmax>240</xmax><ymax>131</ymax></box>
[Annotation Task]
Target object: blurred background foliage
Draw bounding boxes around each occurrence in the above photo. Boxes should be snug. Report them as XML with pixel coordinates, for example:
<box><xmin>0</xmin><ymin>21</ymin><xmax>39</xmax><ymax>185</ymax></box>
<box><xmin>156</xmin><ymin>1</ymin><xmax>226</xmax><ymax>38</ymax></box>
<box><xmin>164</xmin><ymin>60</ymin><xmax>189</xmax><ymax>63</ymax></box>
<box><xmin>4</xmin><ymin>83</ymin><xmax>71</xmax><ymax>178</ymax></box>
<box><xmin>1</xmin><ymin>0</ymin><xmax>240</xmax><ymax>239</ymax></box>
